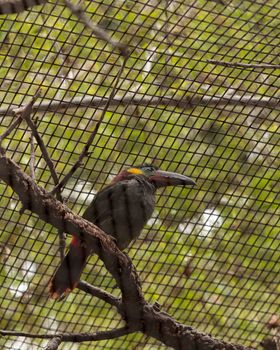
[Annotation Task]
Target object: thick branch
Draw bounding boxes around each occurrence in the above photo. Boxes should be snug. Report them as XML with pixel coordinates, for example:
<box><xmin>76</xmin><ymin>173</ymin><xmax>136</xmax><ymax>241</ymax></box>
<box><xmin>141</xmin><ymin>304</ymin><xmax>252</xmax><ymax>350</ymax></box>
<box><xmin>0</xmin><ymin>155</ymin><xmax>144</xmax><ymax>325</ymax></box>
<box><xmin>0</xmin><ymin>155</ymin><xmax>254</xmax><ymax>350</ymax></box>
<box><xmin>0</xmin><ymin>306</ymin><xmax>254</xmax><ymax>350</ymax></box>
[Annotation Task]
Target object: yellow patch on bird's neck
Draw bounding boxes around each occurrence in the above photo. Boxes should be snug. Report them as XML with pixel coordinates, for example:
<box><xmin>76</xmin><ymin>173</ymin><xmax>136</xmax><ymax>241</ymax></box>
<box><xmin>127</xmin><ymin>167</ymin><xmax>143</xmax><ymax>175</ymax></box>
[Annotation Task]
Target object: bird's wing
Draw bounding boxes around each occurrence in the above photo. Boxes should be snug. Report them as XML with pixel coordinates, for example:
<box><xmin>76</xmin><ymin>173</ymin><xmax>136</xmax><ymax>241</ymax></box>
<box><xmin>82</xmin><ymin>178</ymin><xmax>155</xmax><ymax>249</ymax></box>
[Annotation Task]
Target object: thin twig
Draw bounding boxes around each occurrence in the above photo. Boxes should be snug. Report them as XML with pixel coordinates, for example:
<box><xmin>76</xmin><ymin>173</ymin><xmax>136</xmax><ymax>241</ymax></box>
<box><xmin>41</xmin><ymin>1</ymin><xmax>128</xmax><ymax>253</ymax></box>
<box><xmin>11</xmin><ymin>90</ymin><xmax>66</xmax><ymax>260</ymax></box>
<box><xmin>12</xmin><ymin>90</ymin><xmax>59</xmax><ymax>187</ymax></box>
<box><xmin>25</xmin><ymin>112</ymin><xmax>66</xmax><ymax>260</ymax></box>
<box><xmin>13</xmin><ymin>89</ymin><xmax>41</xmax><ymax>116</ymax></box>
<box><xmin>77</xmin><ymin>280</ymin><xmax>121</xmax><ymax>310</ymax></box>
<box><xmin>207</xmin><ymin>59</ymin><xmax>280</xmax><ymax>69</ymax></box>
<box><xmin>29</xmin><ymin>133</ymin><xmax>36</xmax><ymax>180</ymax></box>
<box><xmin>1</xmin><ymin>94</ymin><xmax>278</xmax><ymax>118</ymax></box>
<box><xmin>0</xmin><ymin>116</ymin><xmax>22</xmax><ymax>145</ymax></box>
<box><xmin>0</xmin><ymin>90</ymin><xmax>41</xmax><ymax>146</ymax></box>
<box><xmin>0</xmin><ymin>327</ymin><xmax>133</xmax><ymax>342</ymax></box>
<box><xmin>51</xmin><ymin>56</ymin><xmax>128</xmax><ymax>195</ymax></box>
<box><xmin>21</xmin><ymin>112</ymin><xmax>60</xmax><ymax>187</ymax></box>
<box><xmin>64</xmin><ymin>0</ymin><xmax>129</xmax><ymax>57</ymax></box>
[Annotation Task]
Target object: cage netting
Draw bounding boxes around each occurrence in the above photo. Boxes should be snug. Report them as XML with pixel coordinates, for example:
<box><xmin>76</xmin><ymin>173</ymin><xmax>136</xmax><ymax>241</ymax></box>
<box><xmin>0</xmin><ymin>0</ymin><xmax>279</xmax><ymax>349</ymax></box>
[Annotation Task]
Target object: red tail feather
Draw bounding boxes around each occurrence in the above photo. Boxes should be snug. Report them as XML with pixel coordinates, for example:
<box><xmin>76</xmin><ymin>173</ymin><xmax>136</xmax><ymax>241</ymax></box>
<box><xmin>49</xmin><ymin>237</ymin><xmax>89</xmax><ymax>299</ymax></box>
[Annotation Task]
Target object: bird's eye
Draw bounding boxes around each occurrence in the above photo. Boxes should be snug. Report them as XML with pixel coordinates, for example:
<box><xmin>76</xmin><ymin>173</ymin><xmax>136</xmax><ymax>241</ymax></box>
<box><xmin>143</xmin><ymin>166</ymin><xmax>155</xmax><ymax>175</ymax></box>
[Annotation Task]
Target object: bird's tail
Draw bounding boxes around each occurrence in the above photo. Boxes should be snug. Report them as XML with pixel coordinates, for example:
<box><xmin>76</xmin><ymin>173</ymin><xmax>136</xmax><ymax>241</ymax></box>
<box><xmin>49</xmin><ymin>236</ymin><xmax>90</xmax><ymax>299</ymax></box>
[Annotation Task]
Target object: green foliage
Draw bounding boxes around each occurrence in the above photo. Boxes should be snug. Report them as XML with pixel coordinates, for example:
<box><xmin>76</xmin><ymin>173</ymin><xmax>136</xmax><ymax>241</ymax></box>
<box><xmin>0</xmin><ymin>0</ymin><xmax>279</xmax><ymax>349</ymax></box>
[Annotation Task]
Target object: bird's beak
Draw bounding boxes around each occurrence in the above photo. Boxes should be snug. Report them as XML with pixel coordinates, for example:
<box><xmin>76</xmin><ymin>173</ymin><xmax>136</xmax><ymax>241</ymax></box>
<box><xmin>150</xmin><ymin>170</ymin><xmax>196</xmax><ymax>188</ymax></box>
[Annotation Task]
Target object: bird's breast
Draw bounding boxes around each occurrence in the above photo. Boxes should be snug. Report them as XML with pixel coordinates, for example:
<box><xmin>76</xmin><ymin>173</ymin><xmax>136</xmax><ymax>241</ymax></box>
<box><xmin>83</xmin><ymin>178</ymin><xmax>155</xmax><ymax>250</ymax></box>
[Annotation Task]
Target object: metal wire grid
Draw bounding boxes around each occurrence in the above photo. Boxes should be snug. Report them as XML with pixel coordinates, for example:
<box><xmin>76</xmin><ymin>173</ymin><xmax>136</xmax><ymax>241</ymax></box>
<box><xmin>0</xmin><ymin>0</ymin><xmax>279</xmax><ymax>349</ymax></box>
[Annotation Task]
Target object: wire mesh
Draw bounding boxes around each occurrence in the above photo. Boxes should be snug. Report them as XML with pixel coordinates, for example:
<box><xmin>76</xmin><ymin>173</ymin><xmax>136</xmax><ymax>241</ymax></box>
<box><xmin>0</xmin><ymin>0</ymin><xmax>279</xmax><ymax>349</ymax></box>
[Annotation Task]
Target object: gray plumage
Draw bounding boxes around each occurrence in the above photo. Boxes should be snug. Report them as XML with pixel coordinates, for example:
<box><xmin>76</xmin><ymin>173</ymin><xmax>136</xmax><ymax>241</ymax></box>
<box><xmin>83</xmin><ymin>176</ymin><xmax>156</xmax><ymax>249</ymax></box>
<box><xmin>49</xmin><ymin>165</ymin><xmax>195</xmax><ymax>298</ymax></box>
<box><xmin>49</xmin><ymin>175</ymin><xmax>156</xmax><ymax>298</ymax></box>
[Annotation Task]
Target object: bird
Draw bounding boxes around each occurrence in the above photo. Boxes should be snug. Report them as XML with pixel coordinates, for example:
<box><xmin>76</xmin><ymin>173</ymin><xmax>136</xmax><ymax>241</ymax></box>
<box><xmin>0</xmin><ymin>0</ymin><xmax>46</xmax><ymax>14</ymax></box>
<box><xmin>49</xmin><ymin>164</ymin><xmax>195</xmax><ymax>299</ymax></box>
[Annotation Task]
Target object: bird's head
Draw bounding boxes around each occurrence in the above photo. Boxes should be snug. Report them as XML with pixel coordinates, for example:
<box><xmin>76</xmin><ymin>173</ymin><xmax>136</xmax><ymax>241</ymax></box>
<box><xmin>112</xmin><ymin>164</ymin><xmax>195</xmax><ymax>188</ymax></box>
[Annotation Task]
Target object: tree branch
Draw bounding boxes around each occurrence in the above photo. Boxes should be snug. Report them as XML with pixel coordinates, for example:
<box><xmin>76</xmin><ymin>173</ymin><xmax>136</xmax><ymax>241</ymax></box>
<box><xmin>0</xmin><ymin>154</ymin><xmax>144</xmax><ymax>324</ymax></box>
<box><xmin>0</xmin><ymin>154</ymin><xmax>254</xmax><ymax>350</ymax></box>
<box><xmin>207</xmin><ymin>59</ymin><xmax>280</xmax><ymax>69</ymax></box>
<box><xmin>0</xmin><ymin>327</ymin><xmax>133</xmax><ymax>342</ymax></box>
<box><xmin>64</xmin><ymin>0</ymin><xmax>129</xmax><ymax>57</ymax></box>
<box><xmin>17</xmin><ymin>98</ymin><xmax>60</xmax><ymax>188</ymax></box>
<box><xmin>0</xmin><ymin>116</ymin><xmax>22</xmax><ymax>145</ymax></box>
<box><xmin>50</xmin><ymin>56</ymin><xmax>128</xmax><ymax>195</ymax></box>
<box><xmin>1</xmin><ymin>94</ymin><xmax>278</xmax><ymax>119</ymax></box>
<box><xmin>10</xmin><ymin>91</ymin><xmax>66</xmax><ymax>260</ymax></box>
<box><xmin>77</xmin><ymin>280</ymin><xmax>121</xmax><ymax>310</ymax></box>
<box><xmin>29</xmin><ymin>129</ymin><xmax>36</xmax><ymax>180</ymax></box>
<box><xmin>0</xmin><ymin>90</ymin><xmax>41</xmax><ymax>146</ymax></box>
